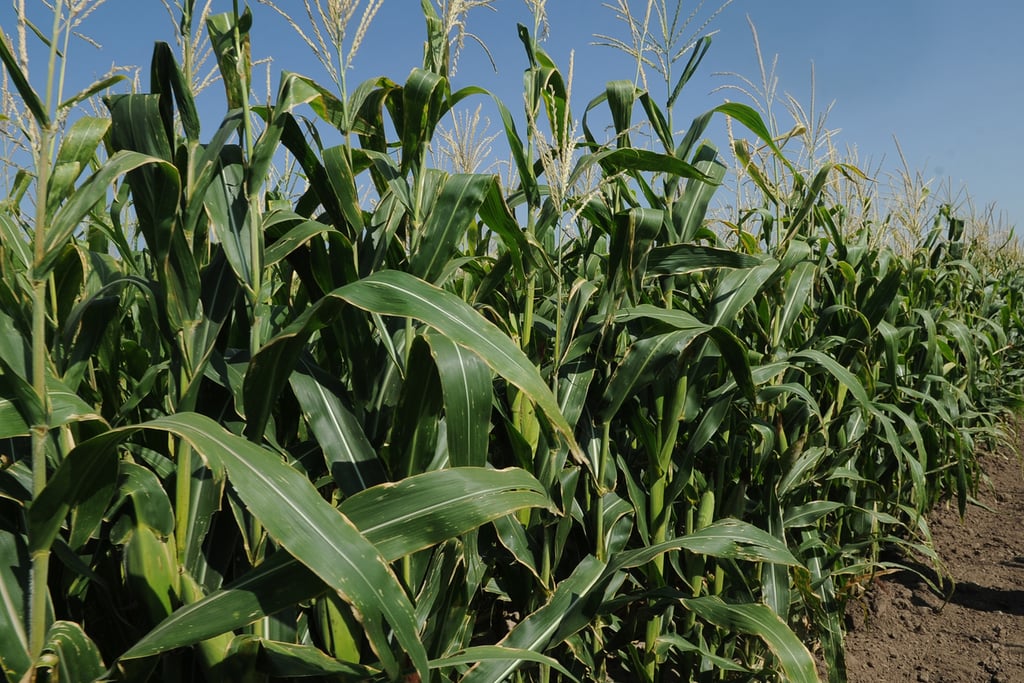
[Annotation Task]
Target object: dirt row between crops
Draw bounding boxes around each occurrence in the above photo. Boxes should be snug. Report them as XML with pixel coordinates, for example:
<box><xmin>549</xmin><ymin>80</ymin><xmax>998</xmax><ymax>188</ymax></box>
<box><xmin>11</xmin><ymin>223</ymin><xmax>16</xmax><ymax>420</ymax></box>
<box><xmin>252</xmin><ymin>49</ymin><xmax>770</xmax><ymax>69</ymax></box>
<box><xmin>843</xmin><ymin>421</ymin><xmax>1024</xmax><ymax>683</ymax></box>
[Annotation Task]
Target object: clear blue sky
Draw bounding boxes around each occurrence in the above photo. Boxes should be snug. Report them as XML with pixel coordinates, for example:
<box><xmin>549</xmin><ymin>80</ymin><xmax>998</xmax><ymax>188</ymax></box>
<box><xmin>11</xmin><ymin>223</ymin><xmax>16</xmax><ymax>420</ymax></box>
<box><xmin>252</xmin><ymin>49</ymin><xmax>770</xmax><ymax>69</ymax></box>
<box><xmin>4</xmin><ymin>1</ymin><xmax>1022</xmax><ymax>231</ymax></box>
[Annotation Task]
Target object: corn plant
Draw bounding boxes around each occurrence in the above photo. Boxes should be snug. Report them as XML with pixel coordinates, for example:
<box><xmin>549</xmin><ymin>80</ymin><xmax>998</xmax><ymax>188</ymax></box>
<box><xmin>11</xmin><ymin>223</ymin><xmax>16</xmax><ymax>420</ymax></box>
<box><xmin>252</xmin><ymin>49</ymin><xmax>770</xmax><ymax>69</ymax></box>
<box><xmin>1</xmin><ymin>2</ymin><xmax>1021</xmax><ymax>682</ymax></box>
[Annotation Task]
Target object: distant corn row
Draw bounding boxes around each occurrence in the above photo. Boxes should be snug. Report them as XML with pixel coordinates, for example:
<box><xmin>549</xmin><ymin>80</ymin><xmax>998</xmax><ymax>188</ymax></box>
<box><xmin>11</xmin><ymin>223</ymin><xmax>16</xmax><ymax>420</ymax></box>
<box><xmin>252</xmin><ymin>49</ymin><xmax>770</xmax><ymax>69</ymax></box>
<box><xmin>1</xmin><ymin>2</ymin><xmax>1021</xmax><ymax>682</ymax></box>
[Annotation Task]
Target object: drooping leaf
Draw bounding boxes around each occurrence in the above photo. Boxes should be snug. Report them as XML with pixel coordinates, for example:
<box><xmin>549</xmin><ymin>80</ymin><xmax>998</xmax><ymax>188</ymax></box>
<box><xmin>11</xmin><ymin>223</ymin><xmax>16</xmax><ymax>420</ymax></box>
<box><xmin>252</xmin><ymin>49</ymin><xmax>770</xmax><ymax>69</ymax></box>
<box><xmin>338</xmin><ymin>466</ymin><xmax>552</xmax><ymax>561</ymax></box>
<box><xmin>462</xmin><ymin>556</ymin><xmax>607</xmax><ymax>682</ymax></box>
<box><xmin>39</xmin><ymin>621</ymin><xmax>106</xmax><ymax>683</ymax></box>
<box><xmin>228</xmin><ymin>635</ymin><xmax>378</xmax><ymax>678</ymax></box>
<box><xmin>119</xmin><ymin>465</ymin><xmax>551</xmax><ymax>660</ymax></box>
<box><xmin>432</xmin><ymin>646</ymin><xmax>578</xmax><ymax>681</ymax></box>
<box><xmin>683</xmin><ymin>596</ymin><xmax>818</xmax><ymax>683</ymax></box>
<box><xmin>39</xmin><ymin>150</ymin><xmax>179</xmax><ymax>277</ymax></box>
<box><xmin>146</xmin><ymin>414</ymin><xmax>425</xmax><ymax>680</ymax></box>
<box><xmin>245</xmin><ymin>270</ymin><xmax>581</xmax><ymax>461</ymax></box>
<box><xmin>424</xmin><ymin>331</ymin><xmax>492</xmax><ymax>467</ymax></box>
<box><xmin>0</xmin><ymin>30</ymin><xmax>47</xmax><ymax>126</ymax></box>
<box><xmin>611</xmin><ymin>518</ymin><xmax>801</xmax><ymax>569</ymax></box>
<box><xmin>646</xmin><ymin>244</ymin><xmax>761</xmax><ymax>276</ymax></box>
<box><xmin>30</xmin><ymin>413</ymin><xmax>425</xmax><ymax>680</ymax></box>
<box><xmin>46</xmin><ymin>117</ymin><xmax>110</xmax><ymax>217</ymax></box>
<box><xmin>57</xmin><ymin>74</ymin><xmax>127</xmax><ymax>114</ymax></box>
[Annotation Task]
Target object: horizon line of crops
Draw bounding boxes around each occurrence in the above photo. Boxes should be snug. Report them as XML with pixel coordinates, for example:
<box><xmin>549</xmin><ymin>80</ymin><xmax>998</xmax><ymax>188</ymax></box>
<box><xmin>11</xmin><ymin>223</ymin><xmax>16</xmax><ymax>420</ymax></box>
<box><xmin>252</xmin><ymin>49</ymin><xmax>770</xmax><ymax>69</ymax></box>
<box><xmin>1</xmin><ymin>1</ymin><xmax>1022</xmax><ymax>682</ymax></box>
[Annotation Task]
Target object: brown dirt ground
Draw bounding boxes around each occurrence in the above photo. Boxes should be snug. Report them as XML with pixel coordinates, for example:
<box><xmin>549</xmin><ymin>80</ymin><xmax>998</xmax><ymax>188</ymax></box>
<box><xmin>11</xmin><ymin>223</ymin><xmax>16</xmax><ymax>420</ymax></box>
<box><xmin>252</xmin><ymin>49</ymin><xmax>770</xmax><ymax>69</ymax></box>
<box><xmin>842</xmin><ymin>425</ymin><xmax>1024</xmax><ymax>683</ymax></box>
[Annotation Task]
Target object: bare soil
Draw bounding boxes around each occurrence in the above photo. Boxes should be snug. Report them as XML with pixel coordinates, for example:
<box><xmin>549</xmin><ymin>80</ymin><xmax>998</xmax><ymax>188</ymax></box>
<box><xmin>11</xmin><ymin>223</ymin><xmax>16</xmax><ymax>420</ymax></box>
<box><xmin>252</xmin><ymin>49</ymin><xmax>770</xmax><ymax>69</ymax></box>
<box><xmin>843</xmin><ymin>427</ymin><xmax>1024</xmax><ymax>683</ymax></box>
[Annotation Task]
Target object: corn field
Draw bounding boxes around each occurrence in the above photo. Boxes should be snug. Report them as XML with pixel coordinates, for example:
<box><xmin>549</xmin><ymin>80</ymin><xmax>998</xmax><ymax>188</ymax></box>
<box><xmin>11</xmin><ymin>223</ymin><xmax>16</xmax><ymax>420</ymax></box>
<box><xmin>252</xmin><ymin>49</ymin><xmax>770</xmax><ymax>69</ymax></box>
<box><xmin>1</xmin><ymin>2</ymin><xmax>1022</xmax><ymax>681</ymax></box>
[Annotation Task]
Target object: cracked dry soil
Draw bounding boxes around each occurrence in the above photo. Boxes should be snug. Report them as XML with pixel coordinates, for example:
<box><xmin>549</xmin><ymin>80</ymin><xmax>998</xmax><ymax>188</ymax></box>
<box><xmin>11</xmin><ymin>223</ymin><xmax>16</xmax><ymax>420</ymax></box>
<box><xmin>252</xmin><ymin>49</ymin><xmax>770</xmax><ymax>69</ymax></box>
<box><xmin>842</xmin><ymin>427</ymin><xmax>1024</xmax><ymax>683</ymax></box>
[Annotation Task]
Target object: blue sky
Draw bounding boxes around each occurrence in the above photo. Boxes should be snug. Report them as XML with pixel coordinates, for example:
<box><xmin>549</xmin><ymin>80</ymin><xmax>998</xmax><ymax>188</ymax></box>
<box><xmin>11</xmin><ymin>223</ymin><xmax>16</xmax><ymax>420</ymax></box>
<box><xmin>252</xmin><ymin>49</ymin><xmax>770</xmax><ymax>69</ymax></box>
<box><xmin>4</xmin><ymin>1</ymin><xmax>1022</xmax><ymax>231</ymax></box>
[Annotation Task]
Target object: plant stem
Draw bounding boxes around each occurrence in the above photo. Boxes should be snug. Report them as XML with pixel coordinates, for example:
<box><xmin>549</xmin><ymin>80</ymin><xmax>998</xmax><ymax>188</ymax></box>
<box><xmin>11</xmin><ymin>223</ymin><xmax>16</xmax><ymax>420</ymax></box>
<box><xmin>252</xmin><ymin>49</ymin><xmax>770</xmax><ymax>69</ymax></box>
<box><xmin>644</xmin><ymin>373</ymin><xmax>688</xmax><ymax>677</ymax></box>
<box><xmin>28</xmin><ymin>282</ymin><xmax>51</xmax><ymax>661</ymax></box>
<box><xmin>26</xmin><ymin>0</ymin><xmax>67</xmax><ymax>661</ymax></box>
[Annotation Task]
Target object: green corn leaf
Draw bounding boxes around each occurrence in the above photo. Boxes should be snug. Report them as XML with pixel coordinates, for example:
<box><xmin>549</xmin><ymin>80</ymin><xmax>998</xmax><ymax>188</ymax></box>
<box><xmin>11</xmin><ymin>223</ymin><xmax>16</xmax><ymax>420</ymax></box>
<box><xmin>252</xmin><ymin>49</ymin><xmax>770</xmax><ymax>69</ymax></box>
<box><xmin>732</xmin><ymin>138</ymin><xmax>782</xmax><ymax>207</ymax></box>
<box><xmin>612</xmin><ymin>518</ymin><xmax>800</xmax><ymax>568</ymax></box>
<box><xmin>801</xmin><ymin>530</ymin><xmax>846</xmax><ymax>683</ymax></box>
<box><xmin>0</xmin><ymin>530</ymin><xmax>31</xmax><ymax>680</ymax></box>
<box><xmin>47</xmin><ymin>117</ymin><xmax>110</xmax><ymax>215</ymax></box>
<box><xmin>0</xmin><ymin>210</ymin><xmax>31</xmax><ymax>276</ymax></box>
<box><xmin>400</xmin><ymin>67</ymin><xmax>449</xmax><ymax>175</ymax></box>
<box><xmin>390</xmin><ymin>336</ymin><xmax>444</xmax><ymax>477</ymax></box>
<box><xmin>122</xmin><ymin>551</ymin><xmax>320</xmax><ymax>660</ymax></box>
<box><xmin>27</xmin><ymin>429</ymin><xmax>129</xmax><ymax>554</ymax></box>
<box><xmin>29</xmin><ymin>413</ymin><xmax>424</xmax><ymax>679</ymax></box>
<box><xmin>150</xmin><ymin>41</ymin><xmax>200</xmax><ymax>142</ymax></box>
<box><xmin>0</xmin><ymin>31</ymin><xmax>47</xmax><ymax>126</ymax></box>
<box><xmin>492</xmin><ymin>93</ymin><xmax>538</xmax><ymax>205</ymax></box>
<box><xmin>409</xmin><ymin>173</ymin><xmax>493</xmax><ymax>283</ymax></box>
<box><xmin>635</xmin><ymin>90</ymin><xmax>675</xmax><ymax>153</ymax></box>
<box><xmin>777</xmin><ymin>447</ymin><xmax>829</xmax><ymax>500</ymax></box>
<box><xmin>149</xmin><ymin>414</ymin><xmax>425</xmax><ymax>679</ymax></box>
<box><xmin>776</xmin><ymin>260</ymin><xmax>817</xmax><ymax>347</ymax></box>
<box><xmin>646</xmin><ymin>243</ymin><xmax>761</xmax><ymax>276</ymax></box>
<box><xmin>477</xmin><ymin>175</ymin><xmax>528</xmax><ymax>266</ymax></box>
<box><xmin>604</xmin><ymin>80</ymin><xmax>636</xmax><ymax>147</ymax></box>
<box><xmin>432</xmin><ymin>646</ymin><xmax>578</xmax><ymax>680</ymax></box>
<box><xmin>668</xmin><ymin>34</ymin><xmax>713</xmax><ymax>109</ymax></box>
<box><xmin>38</xmin><ymin>621</ymin><xmax>106</xmax><ymax>683</ymax></box>
<box><xmin>655</xmin><ymin>633</ymin><xmax>750</xmax><ymax>674</ymax></box>
<box><xmin>613</xmin><ymin>304</ymin><xmax>710</xmax><ymax>329</ymax></box>
<box><xmin>0</xmin><ymin>354</ymin><xmax>44</xmax><ymax>431</ymax></box>
<box><xmin>492</xmin><ymin>513</ymin><xmax>541</xmax><ymax>578</ymax></box>
<box><xmin>181</xmin><ymin>110</ymin><xmax>243</xmax><ymax>236</ymax></box>
<box><xmin>206</xmin><ymin>9</ymin><xmax>252</xmax><ymax>111</ymax></box>
<box><xmin>712</xmin><ymin>102</ymin><xmax>797</xmax><ymax>179</ymax></box>
<box><xmin>247</xmin><ymin>270</ymin><xmax>580</xmax><ymax>460</ymax></box>
<box><xmin>119</xmin><ymin>465</ymin><xmax>551</xmax><ymax>660</ymax></box>
<box><xmin>682</xmin><ymin>596</ymin><xmax>818</xmax><ymax>683</ymax></box>
<box><xmin>250</xmin><ymin>72</ymin><xmax>324</xmax><ymax>196</ymax></box>
<box><xmin>338</xmin><ymin>466</ymin><xmax>552</xmax><ymax>561</ymax></box>
<box><xmin>783</xmin><ymin>500</ymin><xmax>843</xmax><ymax>528</ymax></box>
<box><xmin>180</xmin><ymin>462</ymin><xmax>223</xmax><ymax>586</ymax></box>
<box><xmin>711</xmin><ymin>260</ymin><xmax>779</xmax><ymax>327</ymax></box>
<box><xmin>420</xmin><ymin>0</ymin><xmax>447</xmax><ymax>73</ymax></box>
<box><xmin>601</xmin><ymin>328</ymin><xmax>710</xmax><ymax>422</ymax></box>
<box><xmin>122</xmin><ymin>522</ymin><xmax>179</xmax><ymax>624</ymax></box>
<box><xmin>227</xmin><ymin>635</ymin><xmax>378</xmax><ymax>678</ymax></box>
<box><xmin>462</xmin><ymin>556</ymin><xmax>607</xmax><ymax>683</ymax></box>
<box><xmin>59</xmin><ymin>289</ymin><xmax>120</xmax><ymax>393</ymax></box>
<box><xmin>57</xmin><ymin>73</ymin><xmax>126</xmax><ymax>114</ymax></box>
<box><xmin>669</xmin><ymin>143</ymin><xmax>727</xmax><ymax>242</ymax></box>
<box><xmin>263</xmin><ymin>214</ymin><xmax>334</xmax><ymax>266</ymax></box>
<box><xmin>782</xmin><ymin>163</ymin><xmax>836</xmax><ymax>246</ymax></box>
<box><xmin>47</xmin><ymin>377</ymin><xmax>105</xmax><ymax>429</ymax></box>
<box><xmin>593</xmin><ymin>147</ymin><xmax>711</xmax><ymax>181</ymax></box>
<box><xmin>289</xmin><ymin>361</ymin><xmax>386</xmax><ymax>496</ymax></box>
<box><xmin>763</xmin><ymin>497</ymin><xmax>791</xmax><ymax>620</ymax></box>
<box><xmin>791</xmin><ymin>349</ymin><xmax>873</xmax><ymax>408</ymax></box>
<box><xmin>424</xmin><ymin>331</ymin><xmax>492</xmax><ymax>467</ymax></box>
<box><xmin>111</xmin><ymin>462</ymin><xmax>175</xmax><ymax>537</ymax></box>
<box><xmin>321</xmin><ymin>144</ymin><xmax>366</xmax><ymax>235</ymax></box>
<box><xmin>0</xmin><ymin>360</ymin><xmax>107</xmax><ymax>437</ymax></box>
<box><xmin>204</xmin><ymin>144</ymin><xmax>258</xmax><ymax>291</ymax></box>
<box><xmin>38</xmin><ymin>150</ymin><xmax>178</xmax><ymax>277</ymax></box>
